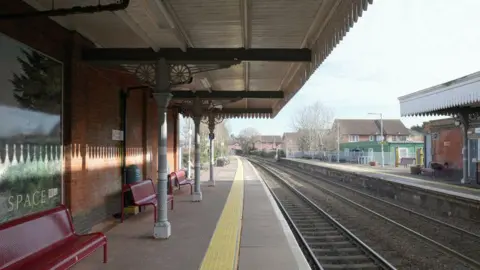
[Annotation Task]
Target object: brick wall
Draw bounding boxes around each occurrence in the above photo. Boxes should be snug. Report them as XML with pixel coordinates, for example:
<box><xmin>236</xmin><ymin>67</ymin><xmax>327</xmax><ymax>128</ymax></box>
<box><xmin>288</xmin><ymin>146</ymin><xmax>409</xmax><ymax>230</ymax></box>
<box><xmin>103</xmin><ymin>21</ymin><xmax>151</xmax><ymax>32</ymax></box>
<box><xmin>0</xmin><ymin>2</ymin><xmax>178</xmax><ymax>232</ymax></box>
<box><xmin>432</xmin><ymin>128</ymin><xmax>463</xmax><ymax>168</ymax></box>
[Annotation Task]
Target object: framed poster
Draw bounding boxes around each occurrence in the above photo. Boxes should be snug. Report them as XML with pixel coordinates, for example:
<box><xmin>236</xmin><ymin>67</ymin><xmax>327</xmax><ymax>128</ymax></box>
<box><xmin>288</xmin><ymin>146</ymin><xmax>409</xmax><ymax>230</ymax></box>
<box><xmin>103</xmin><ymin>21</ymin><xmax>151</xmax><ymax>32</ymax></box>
<box><xmin>0</xmin><ymin>33</ymin><xmax>63</xmax><ymax>224</ymax></box>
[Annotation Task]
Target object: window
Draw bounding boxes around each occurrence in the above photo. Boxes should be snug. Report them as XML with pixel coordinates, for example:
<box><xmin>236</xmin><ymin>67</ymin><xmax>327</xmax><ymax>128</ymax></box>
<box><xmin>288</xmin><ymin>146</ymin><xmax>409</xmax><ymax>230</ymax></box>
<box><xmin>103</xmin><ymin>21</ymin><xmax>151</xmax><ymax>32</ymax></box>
<box><xmin>376</xmin><ymin>135</ymin><xmax>383</xmax><ymax>142</ymax></box>
<box><xmin>398</xmin><ymin>148</ymin><xmax>409</xmax><ymax>158</ymax></box>
<box><xmin>348</xmin><ymin>135</ymin><xmax>359</xmax><ymax>142</ymax></box>
<box><xmin>369</xmin><ymin>135</ymin><xmax>375</xmax><ymax>141</ymax></box>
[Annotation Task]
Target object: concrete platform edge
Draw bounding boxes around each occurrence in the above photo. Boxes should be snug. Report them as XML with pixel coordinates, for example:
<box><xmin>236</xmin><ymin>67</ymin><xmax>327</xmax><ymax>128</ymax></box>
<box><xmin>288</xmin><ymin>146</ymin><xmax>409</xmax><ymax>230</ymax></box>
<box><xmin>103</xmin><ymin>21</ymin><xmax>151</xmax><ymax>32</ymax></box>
<box><xmin>286</xmin><ymin>158</ymin><xmax>480</xmax><ymax>202</ymax></box>
<box><xmin>247</xmin><ymin>159</ymin><xmax>311</xmax><ymax>270</ymax></box>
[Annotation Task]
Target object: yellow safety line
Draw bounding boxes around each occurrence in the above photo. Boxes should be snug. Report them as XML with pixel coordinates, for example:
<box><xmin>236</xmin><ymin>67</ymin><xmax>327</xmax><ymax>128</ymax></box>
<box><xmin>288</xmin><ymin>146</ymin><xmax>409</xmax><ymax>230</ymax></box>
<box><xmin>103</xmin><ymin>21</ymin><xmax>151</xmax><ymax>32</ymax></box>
<box><xmin>199</xmin><ymin>157</ymin><xmax>244</xmax><ymax>270</ymax></box>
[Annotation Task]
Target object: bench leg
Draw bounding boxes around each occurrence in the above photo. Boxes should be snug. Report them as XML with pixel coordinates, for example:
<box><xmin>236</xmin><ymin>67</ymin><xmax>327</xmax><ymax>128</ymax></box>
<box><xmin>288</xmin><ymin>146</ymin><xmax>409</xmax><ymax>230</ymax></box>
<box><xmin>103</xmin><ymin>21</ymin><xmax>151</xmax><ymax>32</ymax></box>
<box><xmin>153</xmin><ymin>205</ymin><xmax>157</xmax><ymax>223</ymax></box>
<box><xmin>190</xmin><ymin>184</ymin><xmax>193</xmax><ymax>195</ymax></box>
<box><xmin>171</xmin><ymin>198</ymin><xmax>174</xmax><ymax>210</ymax></box>
<box><xmin>121</xmin><ymin>191</ymin><xmax>125</xmax><ymax>223</ymax></box>
<box><xmin>103</xmin><ymin>242</ymin><xmax>108</xmax><ymax>263</ymax></box>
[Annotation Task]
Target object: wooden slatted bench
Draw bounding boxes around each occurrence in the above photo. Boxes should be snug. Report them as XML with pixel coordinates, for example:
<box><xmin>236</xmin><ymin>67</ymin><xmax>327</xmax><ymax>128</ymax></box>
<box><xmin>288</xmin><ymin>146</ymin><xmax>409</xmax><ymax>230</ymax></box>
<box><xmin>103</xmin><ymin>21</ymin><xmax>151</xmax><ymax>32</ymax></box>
<box><xmin>399</xmin><ymin>157</ymin><xmax>416</xmax><ymax>168</ymax></box>
<box><xmin>170</xmin><ymin>170</ymin><xmax>194</xmax><ymax>194</ymax></box>
<box><xmin>121</xmin><ymin>179</ymin><xmax>173</xmax><ymax>223</ymax></box>
<box><xmin>0</xmin><ymin>205</ymin><xmax>107</xmax><ymax>270</ymax></box>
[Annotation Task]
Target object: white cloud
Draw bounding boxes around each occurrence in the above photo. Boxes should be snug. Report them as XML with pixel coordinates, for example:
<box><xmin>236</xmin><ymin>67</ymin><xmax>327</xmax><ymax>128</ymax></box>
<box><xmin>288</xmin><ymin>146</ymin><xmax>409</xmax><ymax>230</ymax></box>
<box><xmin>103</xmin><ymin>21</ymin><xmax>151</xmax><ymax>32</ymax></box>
<box><xmin>227</xmin><ymin>0</ymin><xmax>480</xmax><ymax>135</ymax></box>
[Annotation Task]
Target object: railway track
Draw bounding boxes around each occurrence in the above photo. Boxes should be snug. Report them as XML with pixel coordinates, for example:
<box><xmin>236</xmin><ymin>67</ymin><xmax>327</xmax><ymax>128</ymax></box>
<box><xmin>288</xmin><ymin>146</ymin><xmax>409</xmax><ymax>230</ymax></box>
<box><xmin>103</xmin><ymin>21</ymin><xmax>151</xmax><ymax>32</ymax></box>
<box><xmin>250</xmin><ymin>159</ymin><xmax>396</xmax><ymax>270</ymax></box>
<box><xmin>253</xmin><ymin>157</ymin><xmax>480</xmax><ymax>269</ymax></box>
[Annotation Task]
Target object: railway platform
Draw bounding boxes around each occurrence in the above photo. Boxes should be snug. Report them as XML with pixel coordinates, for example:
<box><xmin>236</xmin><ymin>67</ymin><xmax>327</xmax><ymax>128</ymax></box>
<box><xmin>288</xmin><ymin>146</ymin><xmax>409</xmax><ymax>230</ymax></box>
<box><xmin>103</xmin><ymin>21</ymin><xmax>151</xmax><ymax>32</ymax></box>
<box><xmin>73</xmin><ymin>157</ymin><xmax>309</xmax><ymax>270</ymax></box>
<box><xmin>284</xmin><ymin>158</ymin><xmax>480</xmax><ymax>202</ymax></box>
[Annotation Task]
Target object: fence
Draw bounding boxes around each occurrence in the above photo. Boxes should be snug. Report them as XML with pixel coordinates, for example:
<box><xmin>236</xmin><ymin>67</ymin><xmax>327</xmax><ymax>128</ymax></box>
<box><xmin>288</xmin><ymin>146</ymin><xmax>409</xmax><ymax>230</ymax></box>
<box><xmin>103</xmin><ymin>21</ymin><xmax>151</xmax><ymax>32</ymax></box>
<box><xmin>285</xmin><ymin>150</ymin><xmax>416</xmax><ymax>166</ymax></box>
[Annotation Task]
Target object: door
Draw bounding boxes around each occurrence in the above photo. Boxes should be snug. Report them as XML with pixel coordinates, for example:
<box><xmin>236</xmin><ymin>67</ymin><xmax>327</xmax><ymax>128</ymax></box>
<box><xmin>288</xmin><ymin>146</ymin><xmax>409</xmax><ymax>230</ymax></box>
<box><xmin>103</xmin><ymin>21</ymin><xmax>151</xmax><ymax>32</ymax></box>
<box><xmin>425</xmin><ymin>135</ymin><xmax>432</xmax><ymax>166</ymax></box>
<box><xmin>468</xmin><ymin>139</ymin><xmax>478</xmax><ymax>180</ymax></box>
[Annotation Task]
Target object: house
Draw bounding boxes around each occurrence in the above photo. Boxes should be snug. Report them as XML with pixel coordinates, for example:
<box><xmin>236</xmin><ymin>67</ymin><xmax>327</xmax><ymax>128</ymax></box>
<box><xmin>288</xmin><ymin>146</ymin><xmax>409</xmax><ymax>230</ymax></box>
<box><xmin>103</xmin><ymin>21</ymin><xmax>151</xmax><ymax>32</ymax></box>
<box><xmin>253</xmin><ymin>135</ymin><xmax>282</xmax><ymax>151</ymax></box>
<box><xmin>331</xmin><ymin>119</ymin><xmax>424</xmax><ymax>165</ymax></box>
<box><xmin>280</xmin><ymin>132</ymin><xmax>301</xmax><ymax>157</ymax></box>
<box><xmin>227</xmin><ymin>139</ymin><xmax>242</xmax><ymax>154</ymax></box>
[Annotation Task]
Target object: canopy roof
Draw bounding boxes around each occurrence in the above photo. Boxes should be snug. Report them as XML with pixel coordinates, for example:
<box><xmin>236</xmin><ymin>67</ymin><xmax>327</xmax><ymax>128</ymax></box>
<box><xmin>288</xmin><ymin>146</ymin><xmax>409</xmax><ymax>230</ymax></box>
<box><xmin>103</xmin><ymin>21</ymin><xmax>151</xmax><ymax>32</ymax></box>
<box><xmin>22</xmin><ymin>0</ymin><xmax>374</xmax><ymax>118</ymax></box>
<box><xmin>399</xmin><ymin>71</ymin><xmax>480</xmax><ymax>117</ymax></box>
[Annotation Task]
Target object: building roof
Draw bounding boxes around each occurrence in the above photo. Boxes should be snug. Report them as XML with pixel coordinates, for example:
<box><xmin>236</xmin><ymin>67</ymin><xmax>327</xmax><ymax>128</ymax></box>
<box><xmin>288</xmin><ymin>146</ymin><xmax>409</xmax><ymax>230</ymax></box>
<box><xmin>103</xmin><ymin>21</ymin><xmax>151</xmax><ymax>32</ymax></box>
<box><xmin>398</xmin><ymin>71</ymin><xmax>480</xmax><ymax>116</ymax></box>
<box><xmin>335</xmin><ymin>119</ymin><xmax>410</xmax><ymax>136</ymax></box>
<box><xmin>282</xmin><ymin>132</ymin><xmax>300</xmax><ymax>141</ymax></box>
<box><xmin>379</xmin><ymin>119</ymin><xmax>411</xmax><ymax>135</ymax></box>
<box><xmin>335</xmin><ymin>119</ymin><xmax>378</xmax><ymax>135</ymax></box>
<box><xmin>259</xmin><ymin>135</ymin><xmax>282</xmax><ymax>143</ymax></box>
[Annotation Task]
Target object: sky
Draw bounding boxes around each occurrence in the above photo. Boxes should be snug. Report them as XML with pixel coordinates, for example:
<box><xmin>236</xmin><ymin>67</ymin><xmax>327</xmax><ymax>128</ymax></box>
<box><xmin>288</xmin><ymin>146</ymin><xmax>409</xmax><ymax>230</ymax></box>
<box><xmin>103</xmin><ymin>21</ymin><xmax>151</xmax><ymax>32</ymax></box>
<box><xmin>223</xmin><ymin>0</ymin><xmax>480</xmax><ymax>135</ymax></box>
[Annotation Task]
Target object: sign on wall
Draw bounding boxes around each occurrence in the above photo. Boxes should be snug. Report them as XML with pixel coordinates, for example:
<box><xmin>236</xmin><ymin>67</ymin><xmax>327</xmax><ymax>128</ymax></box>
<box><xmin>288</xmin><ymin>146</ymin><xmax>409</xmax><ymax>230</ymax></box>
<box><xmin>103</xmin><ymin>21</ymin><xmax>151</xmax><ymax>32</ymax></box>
<box><xmin>0</xmin><ymin>33</ymin><xmax>63</xmax><ymax>224</ymax></box>
<box><xmin>112</xmin><ymin>129</ymin><xmax>124</xmax><ymax>141</ymax></box>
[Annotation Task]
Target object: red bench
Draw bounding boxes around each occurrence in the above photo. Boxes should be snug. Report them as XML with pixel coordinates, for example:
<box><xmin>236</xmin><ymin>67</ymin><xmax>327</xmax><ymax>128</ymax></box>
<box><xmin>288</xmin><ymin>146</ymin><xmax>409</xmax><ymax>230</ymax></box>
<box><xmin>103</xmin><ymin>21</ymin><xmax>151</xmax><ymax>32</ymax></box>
<box><xmin>0</xmin><ymin>205</ymin><xmax>107</xmax><ymax>270</ymax></box>
<box><xmin>121</xmin><ymin>179</ymin><xmax>174</xmax><ymax>223</ymax></box>
<box><xmin>170</xmin><ymin>170</ymin><xmax>194</xmax><ymax>194</ymax></box>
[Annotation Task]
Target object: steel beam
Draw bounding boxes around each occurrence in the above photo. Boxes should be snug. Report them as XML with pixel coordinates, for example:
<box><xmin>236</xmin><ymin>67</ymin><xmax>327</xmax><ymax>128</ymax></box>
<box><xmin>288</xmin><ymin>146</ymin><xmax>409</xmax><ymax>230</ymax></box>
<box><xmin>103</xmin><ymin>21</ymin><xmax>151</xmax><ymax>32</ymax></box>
<box><xmin>171</xmin><ymin>90</ymin><xmax>283</xmax><ymax>99</ymax></box>
<box><xmin>81</xmin><ymin>48</ymin><xmax>312</xmax><ymax>64</ymax></box>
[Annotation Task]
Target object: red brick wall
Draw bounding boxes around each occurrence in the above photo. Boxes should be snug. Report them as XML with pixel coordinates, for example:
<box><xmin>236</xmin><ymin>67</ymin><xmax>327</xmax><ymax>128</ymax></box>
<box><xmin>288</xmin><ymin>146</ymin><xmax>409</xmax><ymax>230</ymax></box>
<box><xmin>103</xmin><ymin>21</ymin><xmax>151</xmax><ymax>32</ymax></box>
<box><xmin>254</xmin><ymin>142</ymin><xmax>280</xmax><ymax>150</ymax></box>
<box><xmin>0</xmin><ymin>1</ymin><xmax>178</xmax><ymax>232</ymax></box>
<box><xmin>167</xmin><ymin>108</ymin><xmax>179</xmax><ymax>172</ymax></box>
<box><xmin>432</xmin><ymin>128</ymin><xmax>463</xmax><ymax>168</ymax></box>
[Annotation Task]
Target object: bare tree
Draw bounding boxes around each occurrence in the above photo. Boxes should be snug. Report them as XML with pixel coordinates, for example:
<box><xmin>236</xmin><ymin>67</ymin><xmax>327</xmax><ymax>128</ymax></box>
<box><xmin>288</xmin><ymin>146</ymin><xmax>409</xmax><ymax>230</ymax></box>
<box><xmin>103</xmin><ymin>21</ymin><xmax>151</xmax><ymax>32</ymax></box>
<box><xmin>236</xmin><ymin>127</ymin><xmax>260</xmax><ymax>154</ymax></box>
<box><xmin>291</xmin><ymin>101</ymin><xmax>334</xmax><ymax>157</ymax></box>
<box><xmin>180</xmin><ymin>117</ymin><xmax>194</xmax><ymax>148</ymax></box>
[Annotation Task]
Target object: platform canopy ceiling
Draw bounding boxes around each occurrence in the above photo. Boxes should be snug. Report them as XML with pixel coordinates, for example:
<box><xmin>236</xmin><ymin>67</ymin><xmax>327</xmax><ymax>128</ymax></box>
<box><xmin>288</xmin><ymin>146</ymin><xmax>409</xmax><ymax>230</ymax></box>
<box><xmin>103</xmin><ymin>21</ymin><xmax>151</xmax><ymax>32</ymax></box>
<box><xmin>21</xmin><ymin>0</ymin><xmax>374</xmax><ymax>118</ymax></box>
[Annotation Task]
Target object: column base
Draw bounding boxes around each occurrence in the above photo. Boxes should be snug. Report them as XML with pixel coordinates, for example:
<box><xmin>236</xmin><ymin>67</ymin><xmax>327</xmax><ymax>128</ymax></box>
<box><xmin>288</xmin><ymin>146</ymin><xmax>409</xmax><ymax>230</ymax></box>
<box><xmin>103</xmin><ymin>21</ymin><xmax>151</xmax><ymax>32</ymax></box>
<box><xmin>153</xmin><ymin>220</ymin><xmax>171</xmax><ymax>239</ymax></box>
<box><xmin>192</xmin><ymin>191</ymin><xmax>203</xmax><ymax>202</ymax></box>
<box><xmin>208</xmin><ymin>180</ymin><xmax>216</xmax><ymax>187</ymax></box>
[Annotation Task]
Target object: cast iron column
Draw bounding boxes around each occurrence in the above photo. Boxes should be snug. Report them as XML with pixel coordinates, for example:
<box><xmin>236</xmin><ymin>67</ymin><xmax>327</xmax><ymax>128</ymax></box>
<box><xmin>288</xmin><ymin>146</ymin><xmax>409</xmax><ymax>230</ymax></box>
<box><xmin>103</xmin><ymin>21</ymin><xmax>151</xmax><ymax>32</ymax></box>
<box><xmin>153</xmin><ymin>58</ymin><xmax>172</xmax><ymax>239</ymax></box>
<box><xmin>459</xmin><ymin>112</ymin><xmax>470</xmax><ymax>184</ymax></box>
<box><xmin>208</xmin><ymin>116</ymin><xmax>215</xmax><ymax>187</ymax></box>
<box><xmin>192</xmin><ymin>98</ymin><xmax>203</xmax><ymax>201</ymax></box>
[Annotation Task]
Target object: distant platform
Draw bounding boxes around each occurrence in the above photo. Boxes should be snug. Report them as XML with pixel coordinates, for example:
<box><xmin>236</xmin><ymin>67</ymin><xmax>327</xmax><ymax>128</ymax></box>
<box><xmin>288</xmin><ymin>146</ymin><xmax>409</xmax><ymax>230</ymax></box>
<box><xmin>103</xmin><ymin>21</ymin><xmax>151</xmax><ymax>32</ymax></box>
<box><xmin>283</xmin><ymin>158</ymin><xmax>480</xmax><ymax>202</ymax></box>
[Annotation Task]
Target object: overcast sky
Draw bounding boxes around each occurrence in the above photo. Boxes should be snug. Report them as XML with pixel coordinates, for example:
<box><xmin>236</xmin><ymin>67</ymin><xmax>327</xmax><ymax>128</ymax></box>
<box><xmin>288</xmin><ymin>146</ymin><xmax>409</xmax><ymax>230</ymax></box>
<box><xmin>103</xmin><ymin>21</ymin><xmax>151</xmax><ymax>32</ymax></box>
<box><xmin>222</xmin><ymin>0</ymin><xmax>480</xmax><ymax>135</ymax></box>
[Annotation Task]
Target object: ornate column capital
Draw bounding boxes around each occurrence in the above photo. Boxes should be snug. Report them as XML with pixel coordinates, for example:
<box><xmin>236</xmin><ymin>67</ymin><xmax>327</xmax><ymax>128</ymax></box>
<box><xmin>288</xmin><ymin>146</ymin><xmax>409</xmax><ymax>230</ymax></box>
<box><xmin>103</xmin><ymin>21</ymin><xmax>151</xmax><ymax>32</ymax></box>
<box><xmin>152</xmin><ymin>92</ymin><xmax>173</xmax><ymax>109</ymax></box>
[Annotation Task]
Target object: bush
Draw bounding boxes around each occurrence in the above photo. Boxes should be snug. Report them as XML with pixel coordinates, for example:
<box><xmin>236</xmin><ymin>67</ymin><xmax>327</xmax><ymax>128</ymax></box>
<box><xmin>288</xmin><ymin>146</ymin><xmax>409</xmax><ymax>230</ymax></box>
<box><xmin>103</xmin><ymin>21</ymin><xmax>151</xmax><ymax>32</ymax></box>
<box><xmin>0</xmin><ymin>161</ymin><xmax>61</xmax><ymax>224</ymax></box>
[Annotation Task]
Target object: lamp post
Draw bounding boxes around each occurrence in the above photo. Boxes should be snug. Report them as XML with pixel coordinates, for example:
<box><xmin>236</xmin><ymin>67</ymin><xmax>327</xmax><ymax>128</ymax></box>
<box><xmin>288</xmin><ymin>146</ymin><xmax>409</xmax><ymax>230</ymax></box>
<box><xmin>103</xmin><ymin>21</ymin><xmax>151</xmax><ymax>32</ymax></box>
<box><xmin>336</xmin><ymin>124</ymin><xmax>340</xmax><ymax>163</ymax></box>
<box><xmin>368</xmin><ymin>112</ymin><xmax>384</xmax><ymax>167</ymax></box>
<box><xmin>201</xmin><ymin>112</ymin><xmax>223</xmax><ymax>187</ymax></box>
